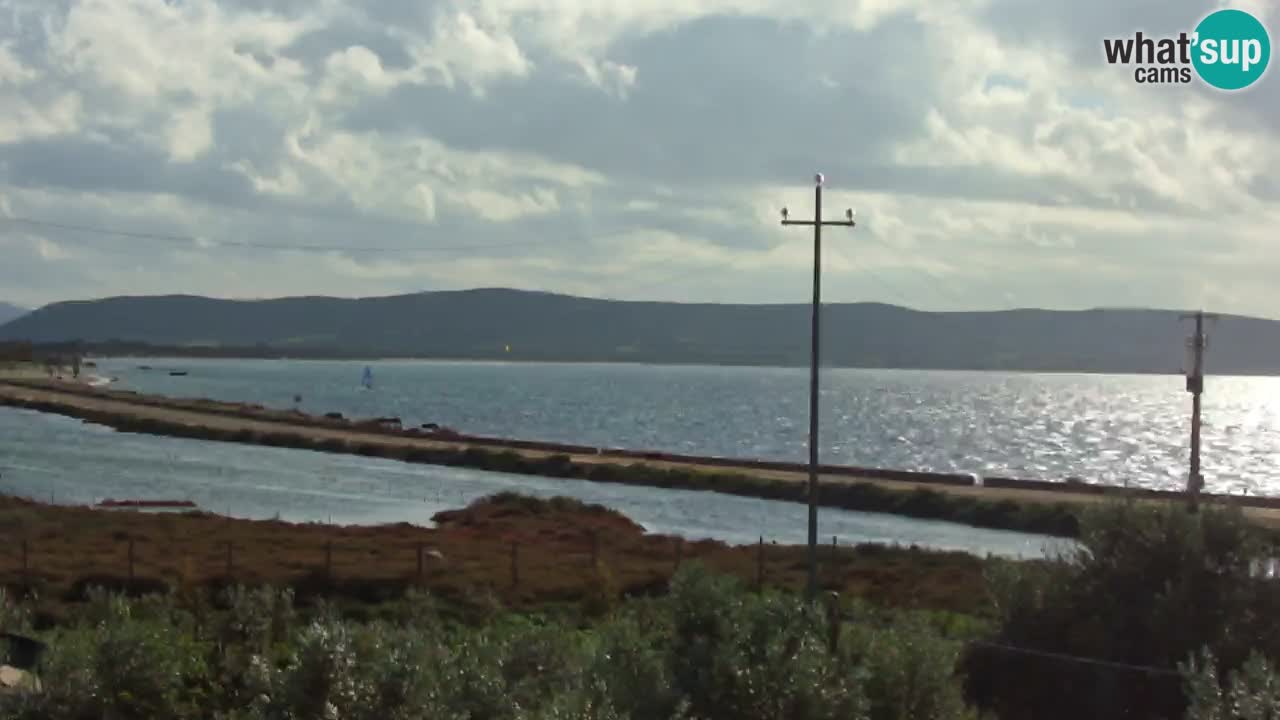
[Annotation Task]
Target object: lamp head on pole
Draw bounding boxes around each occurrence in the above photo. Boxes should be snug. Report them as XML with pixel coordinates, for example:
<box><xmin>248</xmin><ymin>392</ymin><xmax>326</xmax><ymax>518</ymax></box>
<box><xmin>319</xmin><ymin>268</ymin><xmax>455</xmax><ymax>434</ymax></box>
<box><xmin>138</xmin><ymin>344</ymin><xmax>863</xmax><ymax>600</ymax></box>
<box><xmin>814</xmin><ymin>173</ymin><xmax>825</xmax><ymax>186</ymax></box>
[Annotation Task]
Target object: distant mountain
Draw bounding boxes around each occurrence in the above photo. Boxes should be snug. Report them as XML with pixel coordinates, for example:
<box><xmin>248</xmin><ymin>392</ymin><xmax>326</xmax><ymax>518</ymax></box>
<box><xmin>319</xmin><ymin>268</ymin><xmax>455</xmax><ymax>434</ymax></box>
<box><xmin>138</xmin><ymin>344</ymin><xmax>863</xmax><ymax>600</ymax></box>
<box><xmin>2</xmin><ymin>288</ymin><xmax>1278</xmax><ymax>374</ymax></box>
<box><xmin>0</xmin><ymin>302</ymin><xmax>28</xmax><ymax>326</ymax></box>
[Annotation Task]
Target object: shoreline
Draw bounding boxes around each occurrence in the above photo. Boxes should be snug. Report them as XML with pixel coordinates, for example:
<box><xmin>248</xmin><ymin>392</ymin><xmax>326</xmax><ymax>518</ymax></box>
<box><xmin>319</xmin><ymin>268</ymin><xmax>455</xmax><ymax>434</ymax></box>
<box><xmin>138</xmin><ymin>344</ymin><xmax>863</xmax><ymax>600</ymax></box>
<box><xmin>2</xmin><ymin>377</ymin><xmax>1277</xmax><ymax>538</ymax></box>
<box><xmin>86</xmin><ymin>352</ymin><xmax>1273</xmax><ymax>378</ymax></box>
<box><xmin>18</xmin><ymin>347</ymin><xmax>1276</xmax><ymax>377</ymax></box>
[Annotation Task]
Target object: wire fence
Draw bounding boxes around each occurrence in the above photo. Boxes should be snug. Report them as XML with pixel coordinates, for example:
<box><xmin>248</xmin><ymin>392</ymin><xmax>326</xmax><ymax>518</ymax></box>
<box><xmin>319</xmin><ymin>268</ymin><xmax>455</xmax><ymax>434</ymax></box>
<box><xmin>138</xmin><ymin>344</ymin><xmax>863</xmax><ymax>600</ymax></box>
<box><xmin>0</xmin><ymin>527</ymin><xmax>1200</xmax><ymax>686</ymax></box>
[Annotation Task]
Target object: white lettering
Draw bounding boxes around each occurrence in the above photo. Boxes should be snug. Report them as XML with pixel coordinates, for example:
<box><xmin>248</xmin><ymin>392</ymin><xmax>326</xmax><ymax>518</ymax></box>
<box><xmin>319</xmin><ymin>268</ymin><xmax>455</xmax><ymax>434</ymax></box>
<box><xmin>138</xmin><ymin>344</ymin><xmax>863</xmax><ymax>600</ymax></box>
<box><xmin>1221</xmin><ymin>38</ymin><xmax>1239</xmax><ymax>65</ymax></box>
<box><xmin>1200</xmin><ymin>38</ymin><xmax>1219</xmax><ymax>64</ymax></box>
<box><xmin>1243</xmin><ymin>39</ymin><xmax>1262</xmax><ymax>72</ymax></box>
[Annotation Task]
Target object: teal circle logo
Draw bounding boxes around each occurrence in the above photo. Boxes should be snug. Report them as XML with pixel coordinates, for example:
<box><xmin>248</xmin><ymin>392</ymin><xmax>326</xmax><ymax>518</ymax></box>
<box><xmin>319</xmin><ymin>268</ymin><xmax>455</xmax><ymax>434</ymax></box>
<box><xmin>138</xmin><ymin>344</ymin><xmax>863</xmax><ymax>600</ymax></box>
<box><xmin>1192</xmin><ymin>9</ymin><xmax>1270</xmax><ymax>90</ymax></box>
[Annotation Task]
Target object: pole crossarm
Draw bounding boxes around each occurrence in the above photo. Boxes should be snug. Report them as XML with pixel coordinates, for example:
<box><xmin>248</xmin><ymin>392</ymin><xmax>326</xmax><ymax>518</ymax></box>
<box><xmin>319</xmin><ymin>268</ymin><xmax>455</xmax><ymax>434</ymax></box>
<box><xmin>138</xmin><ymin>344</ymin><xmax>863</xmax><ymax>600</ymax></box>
<box><xmin>781</xmin><ymin>220</ymin><xmax>857</xmax><ymax>227</ymax></box>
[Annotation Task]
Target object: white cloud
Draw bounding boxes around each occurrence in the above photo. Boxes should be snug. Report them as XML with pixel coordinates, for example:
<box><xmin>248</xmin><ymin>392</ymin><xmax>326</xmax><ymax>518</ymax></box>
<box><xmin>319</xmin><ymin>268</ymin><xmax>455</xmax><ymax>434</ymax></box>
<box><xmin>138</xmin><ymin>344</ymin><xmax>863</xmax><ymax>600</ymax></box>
<box><xmin>411</xmin><ymin>10</ymin><xmax>533</xmax><ymax>95</ymax></box>
<box><xmin>35</xmin><ymin>237</ymin><xmax>70</xmax><ymax>261</ymax></box>
<box><xmin>317</xmin><ymin>45</ymin><xmax>397</xmax><ymax>101</ymax></box>
<box><xmin>445</xmin><ymin>187</ymin><xmax>560</xmax><ymax>222</ymax></box>
<box><xmin>227</xmin><ymin>160</ymin><xmax>306</xmax><ymax>197</ymax></box>
<box><xmin>0</xmin><ymin>43</ymin><xmax>36</xmax><ymax>85</ymax></box>
<box><xmin>167</xmin><ymin>107</ymin><xmax>215</xmax><ymax>162</ymax></box>
<box><xmin>0</xmin><ymin>91</ymin><xmax>81</xmax><ymax>143</ymax></box>
<box><xmin>576</xmin><ymin>57</ymin><xmax>638</xmax><ymax>98</ymax></box>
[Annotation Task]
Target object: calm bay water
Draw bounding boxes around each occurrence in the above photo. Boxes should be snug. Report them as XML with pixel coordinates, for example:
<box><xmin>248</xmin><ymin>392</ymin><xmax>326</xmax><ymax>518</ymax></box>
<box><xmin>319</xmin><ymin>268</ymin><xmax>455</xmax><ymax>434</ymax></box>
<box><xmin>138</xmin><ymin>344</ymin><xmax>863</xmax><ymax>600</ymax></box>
<box><xmin>90</xmin><ymin>357</ymin><xmax>1280</xmax><ymax>495</ymax></box>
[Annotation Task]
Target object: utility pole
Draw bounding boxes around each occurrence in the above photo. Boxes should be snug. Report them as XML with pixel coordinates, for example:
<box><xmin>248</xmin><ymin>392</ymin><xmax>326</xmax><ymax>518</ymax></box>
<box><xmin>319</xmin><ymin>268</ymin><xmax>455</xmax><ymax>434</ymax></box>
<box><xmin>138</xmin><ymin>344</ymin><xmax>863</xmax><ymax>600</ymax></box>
<box><xmin>1181</xmin><ymin>310</ymin><xmax>1218</xmax><ymax>509</ymax></box>
<box><xmin>780</xmin><ymin>173</ymin><xmax>856</xmax><ymax>601</ymax></box>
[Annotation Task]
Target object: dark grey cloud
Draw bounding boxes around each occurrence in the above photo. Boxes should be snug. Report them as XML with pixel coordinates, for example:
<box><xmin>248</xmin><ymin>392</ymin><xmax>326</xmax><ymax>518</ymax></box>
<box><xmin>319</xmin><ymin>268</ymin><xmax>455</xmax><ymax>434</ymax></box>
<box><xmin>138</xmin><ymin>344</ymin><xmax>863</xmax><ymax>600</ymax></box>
<box><xmin>339</xmin><ymin>13</ymin><xmax>933</xmax><ymax>187</ymax></box>
<box><xmin>0</xmin><ymin>138</ymin><xmax>256</xmax><ymax>206</ymax></box>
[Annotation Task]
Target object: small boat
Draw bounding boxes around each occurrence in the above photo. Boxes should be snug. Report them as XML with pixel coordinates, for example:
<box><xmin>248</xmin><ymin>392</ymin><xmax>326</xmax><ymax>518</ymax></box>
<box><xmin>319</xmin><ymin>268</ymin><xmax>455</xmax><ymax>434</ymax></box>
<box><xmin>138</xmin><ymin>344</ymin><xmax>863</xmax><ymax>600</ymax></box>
<box><xmin>361</xmin><ymin>365</ymin><xmax>374</xmax><ymax>390</ymax></box>
<box><xmin>169</xmin><ymin>371</ymin><xmax>188</xmax><ymax>377</ymax></box>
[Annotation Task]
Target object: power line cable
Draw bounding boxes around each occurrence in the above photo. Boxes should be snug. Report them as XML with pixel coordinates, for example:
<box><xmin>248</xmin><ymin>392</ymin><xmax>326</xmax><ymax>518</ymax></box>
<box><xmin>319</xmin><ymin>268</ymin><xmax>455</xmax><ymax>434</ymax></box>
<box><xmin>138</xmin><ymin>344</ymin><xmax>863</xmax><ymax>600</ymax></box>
<box><xmin>0</xmin><ymin>216</ymin><xmax>578</xmax><ymax>254</ymax></box>
<box><xmin>965</xmin><ymin>640</ymin><xmax>1187</xmax><ymax>678</ymax></box>
<box><xmin>841</xmin><ymin>612</ymin><xmax>1188</xmax><ymax>678</ymax></box>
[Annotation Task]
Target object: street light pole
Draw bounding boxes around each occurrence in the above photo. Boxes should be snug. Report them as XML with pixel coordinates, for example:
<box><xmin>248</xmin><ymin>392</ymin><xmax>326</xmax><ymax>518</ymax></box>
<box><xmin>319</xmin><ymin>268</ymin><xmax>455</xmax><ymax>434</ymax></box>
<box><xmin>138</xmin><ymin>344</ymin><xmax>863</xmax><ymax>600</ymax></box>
<box><xmin>780</xmin><ymin>173</ymin><xmax>856</xmax><ymax>601</ymax></box>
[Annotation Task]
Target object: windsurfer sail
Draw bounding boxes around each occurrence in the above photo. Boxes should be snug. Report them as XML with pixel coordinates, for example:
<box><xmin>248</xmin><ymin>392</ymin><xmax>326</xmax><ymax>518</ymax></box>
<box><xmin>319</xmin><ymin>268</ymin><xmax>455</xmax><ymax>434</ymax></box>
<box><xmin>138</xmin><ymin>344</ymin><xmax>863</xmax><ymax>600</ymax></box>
<box><xmin>361</xmin><ymin>365</ymin><xmax>373</xmax><ymax>390</ymax></box>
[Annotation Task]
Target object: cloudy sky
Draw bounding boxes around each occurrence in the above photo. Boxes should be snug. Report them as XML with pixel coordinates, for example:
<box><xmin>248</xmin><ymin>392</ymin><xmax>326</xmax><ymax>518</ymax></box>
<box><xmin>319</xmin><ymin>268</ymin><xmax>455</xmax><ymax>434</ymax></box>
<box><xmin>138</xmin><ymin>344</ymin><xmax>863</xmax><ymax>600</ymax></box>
<box><xmin>0</xmin><ymin>0</ymin><xmax>1276</xmax><ymax>316</ymax></box>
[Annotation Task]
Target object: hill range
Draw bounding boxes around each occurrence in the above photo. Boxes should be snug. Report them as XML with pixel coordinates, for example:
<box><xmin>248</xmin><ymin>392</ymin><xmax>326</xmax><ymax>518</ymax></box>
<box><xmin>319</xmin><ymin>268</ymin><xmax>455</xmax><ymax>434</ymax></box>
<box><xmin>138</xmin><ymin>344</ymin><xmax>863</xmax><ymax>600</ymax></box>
<box><xmin>2</xmin><ymin>288</ymin><xmax>1277</xmax><ymax>374</ymax></box>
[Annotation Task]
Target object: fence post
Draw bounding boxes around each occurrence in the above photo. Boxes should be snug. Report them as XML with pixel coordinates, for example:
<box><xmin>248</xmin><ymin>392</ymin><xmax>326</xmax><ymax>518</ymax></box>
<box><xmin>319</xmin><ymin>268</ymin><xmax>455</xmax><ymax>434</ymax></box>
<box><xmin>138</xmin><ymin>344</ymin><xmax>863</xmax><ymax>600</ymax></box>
<box><xmin>756</xmin><ymin>536</ymin><xmax>765</xmax><ymax>591</ymax></box>
<box><xmin>511</xmin><ymin>541</ymin><xmax>520</xmax><ymax>589</ymax></box>
<box><xmin>128</xmin><ymin>537</ymin><xmax>135</xmax><ymax>582</ymax></box>
<box><xmin>324</xmin><ymin>540</ymin><xmax>333</xmax><ymax>585</ymax></box>
<box><xmin>826</xmin><ymin>591</ymin><xmax>841</xmax><ymax>655</ymax></box>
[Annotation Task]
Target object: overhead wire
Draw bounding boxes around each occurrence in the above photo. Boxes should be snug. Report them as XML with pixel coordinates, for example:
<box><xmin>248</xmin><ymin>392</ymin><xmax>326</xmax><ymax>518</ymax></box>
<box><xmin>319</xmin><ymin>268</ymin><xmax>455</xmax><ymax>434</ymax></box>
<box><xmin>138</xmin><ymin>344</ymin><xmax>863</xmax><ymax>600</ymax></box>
<box><xmin>0</xmin><ymin>215</ymin><xmax>580</xmax><ymax>254</ymax></box>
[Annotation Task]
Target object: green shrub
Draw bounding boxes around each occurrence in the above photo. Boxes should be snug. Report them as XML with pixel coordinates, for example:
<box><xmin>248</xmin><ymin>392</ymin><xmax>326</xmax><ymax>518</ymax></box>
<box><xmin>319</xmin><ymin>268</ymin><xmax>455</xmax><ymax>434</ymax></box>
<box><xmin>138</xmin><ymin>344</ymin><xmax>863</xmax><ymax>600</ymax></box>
<box><xmin>965</xmin><ymin>501</ymin><xmax>1280</xmax><ymax>720</ymax></box>
<box><xmin>1184</xmin><ymin>650</ymin><xmax>1280</xmax><ymax>720</ymax></box>
<box><xmin>846</xmin><ymin>616</ymin><xmax>976</xmax><ymax>720</ymax></box>
<box><xmin>23</xmin><ymin>606</ymin><xmax>209</xmax><ymax>719</ymax></box>
<box><xmin>667</xmin><ymin>564</ymin><xmax>872</xmax><ymax>720</ymax></box>
<box><xmin>0</xmin><ymin>561</ymin><xmax>981</xmax><ymax>720</ymax></box>
<box><xmin>262</xmin><ymin>614</ymin><xmax>362</xmax><ymax>719</ymax></box>
<box><xmin>585</xmin><ymin>612</ymin><xmax>686</xmax><ymax>720</ymax></box>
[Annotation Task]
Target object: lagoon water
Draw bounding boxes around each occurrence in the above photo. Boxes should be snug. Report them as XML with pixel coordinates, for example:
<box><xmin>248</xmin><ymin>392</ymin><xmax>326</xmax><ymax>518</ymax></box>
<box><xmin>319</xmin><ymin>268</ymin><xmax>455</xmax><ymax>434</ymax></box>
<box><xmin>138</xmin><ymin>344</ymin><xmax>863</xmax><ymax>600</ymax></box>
<box><xmin>0</xmin><ymin>407</ymin><xmax>1063</xmax><ymax>559</ymax></box>
<box><xmin>88</xmin><ymin>357</ymin><xmax>1280</xmax><ymax>494</ymax></box>
<box><xmin>6</xmin><ymin>356</ymin><xmax>1276</xmax><ymax>558</ymax></box>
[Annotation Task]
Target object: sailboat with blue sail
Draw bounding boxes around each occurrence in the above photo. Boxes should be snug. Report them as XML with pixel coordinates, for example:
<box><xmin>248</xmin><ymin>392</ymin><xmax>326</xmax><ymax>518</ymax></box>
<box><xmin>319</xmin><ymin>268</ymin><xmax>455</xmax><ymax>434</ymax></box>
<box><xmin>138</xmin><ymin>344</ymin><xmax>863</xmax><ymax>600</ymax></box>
<box><xmin>361</xmin><ymin>365</ymin><xmax>373</xmax><ymax>390</ymax></box>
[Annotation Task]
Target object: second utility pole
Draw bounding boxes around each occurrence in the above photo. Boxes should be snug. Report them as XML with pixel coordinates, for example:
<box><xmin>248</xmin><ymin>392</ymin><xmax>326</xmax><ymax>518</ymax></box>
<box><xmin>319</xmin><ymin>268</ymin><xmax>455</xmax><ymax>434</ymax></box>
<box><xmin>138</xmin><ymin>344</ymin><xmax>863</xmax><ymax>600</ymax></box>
<box><xmin>1181</xmin><ymin>309</ymin><xmax>1217</xmax><ymax>509</ymax></box>
<box><xmin>781</xmin><ymin>173</ymin><xmax>856</xmax><ymax>601</ymax></box>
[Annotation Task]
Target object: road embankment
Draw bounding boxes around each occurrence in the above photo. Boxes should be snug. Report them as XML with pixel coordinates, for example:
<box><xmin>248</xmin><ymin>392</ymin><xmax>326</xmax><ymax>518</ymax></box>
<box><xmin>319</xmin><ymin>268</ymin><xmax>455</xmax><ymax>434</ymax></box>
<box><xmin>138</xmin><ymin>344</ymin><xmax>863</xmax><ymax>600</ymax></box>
<box><xmin>3</xmin><ymin>378</ymin><xmax>1276</xmax><ymax>538</ymax></box>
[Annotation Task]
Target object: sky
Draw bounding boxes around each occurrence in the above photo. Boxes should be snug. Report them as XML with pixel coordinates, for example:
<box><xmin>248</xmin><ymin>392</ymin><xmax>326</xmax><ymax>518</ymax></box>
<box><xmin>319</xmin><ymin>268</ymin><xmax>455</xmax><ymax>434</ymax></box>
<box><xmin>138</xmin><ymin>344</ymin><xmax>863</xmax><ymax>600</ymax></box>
<box><xmin>0</xmin><ymin>0</ymin><xmax>1276</xmax><ymax>316</ymax></box>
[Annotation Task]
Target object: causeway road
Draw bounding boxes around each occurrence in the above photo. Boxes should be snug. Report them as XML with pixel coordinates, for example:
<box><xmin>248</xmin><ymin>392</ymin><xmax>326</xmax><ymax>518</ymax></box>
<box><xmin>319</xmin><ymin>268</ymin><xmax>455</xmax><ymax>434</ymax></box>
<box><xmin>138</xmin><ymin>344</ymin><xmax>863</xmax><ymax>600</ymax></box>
<box><xmin>2</xmin><ymin>377</ymin><xmax>1278</xmax><ymax>530</ymax></box>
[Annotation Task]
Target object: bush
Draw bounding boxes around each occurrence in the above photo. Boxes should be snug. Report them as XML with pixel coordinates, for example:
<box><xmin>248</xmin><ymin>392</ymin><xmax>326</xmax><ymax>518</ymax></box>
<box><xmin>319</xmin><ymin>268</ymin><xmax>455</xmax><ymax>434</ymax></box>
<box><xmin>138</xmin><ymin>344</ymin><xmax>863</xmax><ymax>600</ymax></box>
<box><xmin>846</xmin><ymin>615</ymin><xmax>976</xmax><ymax>720</ymax></box>
<box><xmin>0</xmin><ymin>565</ymin><xmax>980</xmax><ymax>720</ymax></box>
<box><xmin>586</xmin><ymin>611</ymin><xmax>686</xmax><ymax>720</ymax></box>
<box><xmin>666</xmin><ymin>565</ymin><xmax>872</xmax><ymax>720</ymax></box>
<box><xmin>13</xmin><ymin>596</ymin><xmax>209</xmax><ymax>720</ymax></box>
<box><xmin>1184</xmin><ymin>650</ymin><xmax>1280</xmax><ymax>720</ymax></box>
<box><xmin>964</xmin><ymin>501</ymin><xmax>1280</xmax><ymax>720</ymax></box>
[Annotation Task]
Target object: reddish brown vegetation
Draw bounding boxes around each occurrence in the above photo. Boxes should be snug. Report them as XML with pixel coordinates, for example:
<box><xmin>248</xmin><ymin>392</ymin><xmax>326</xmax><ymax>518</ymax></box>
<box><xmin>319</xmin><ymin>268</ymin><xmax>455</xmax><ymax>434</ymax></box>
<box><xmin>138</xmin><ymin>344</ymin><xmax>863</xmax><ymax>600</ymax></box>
<box><xmin>0</xmin><ymin>492</ymin><xmax>993</xmax><ymax>618</ymax></box>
